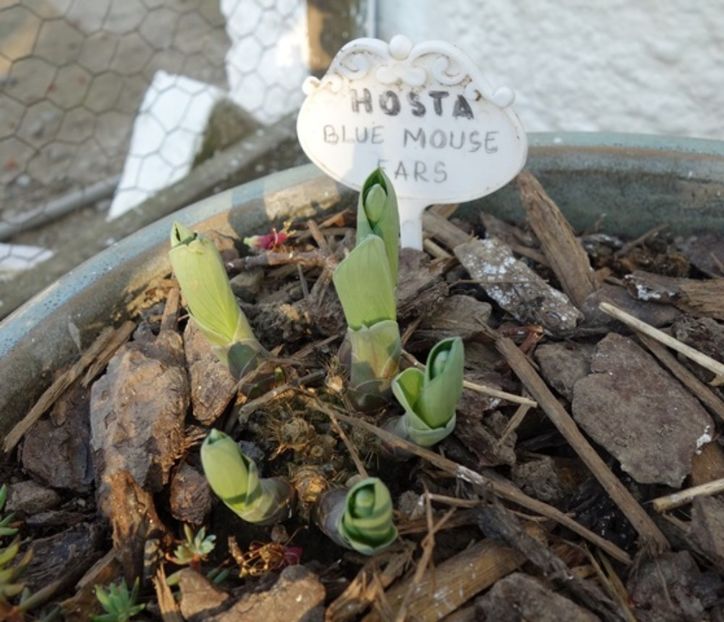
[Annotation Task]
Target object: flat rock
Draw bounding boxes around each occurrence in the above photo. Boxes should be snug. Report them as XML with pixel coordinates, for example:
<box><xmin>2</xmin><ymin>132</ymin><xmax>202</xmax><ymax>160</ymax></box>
<box><xmin>455</xmin><ymin>237</ymin><xmax>582</xmax><ymax>334</ymax></box>
<box><xmin>534</xmin><ymin>342</ymin><xmax>594</xmax><ymax>400</ymax></box>
<box><xmin>90</xmin><ymin>330</ymin><xmax>189</xmax><ymax>500</ymax></box>
<box><xmin>581</xmin><ymin>284</ymin><xmax>680</xmax><ymax>328</ymax></box>
<box><xmin>21</xmin><ymin>383</ymin><xmax>93</xmax><ymax>493</ymax></box>
<box><xmin>169</xmin><ymin>462</ymin><xmax>212</xmax><ymax>525</ymax></box>
<box><xmin>628</xmin><ymin>551</ymin><xmax>722</xmax><ymax>622</ymax></box>
<box><xmin>230</xmin><ymin>268</ymin><xmax>263</xmax><ymax>302</ymax></box>
<box><xmin>475</xmin><ymin>573</ymin><xmax>600</xmax><ymax>621</ymax></box>
<box><xmin>184</xmin><ymin>322</ymin><xmax>236</xmax><ymax>425</ymax></box>
<box><xmin>572</xmin><ymin>333</ymin><xmax>714</xmax><ymax>487</ymax></box>
<box><xmin>691</xmin><ymin>496</ymin><xmax>724</xmax><ymax>565</ymax></box>
<box><xmin>673</xmin><ymin>316</ymin><xmax>724</xmax><ymax>364</ymax></box>
<box><xmin>6</xmin><ymin>480</ymin><xmax>62</xmax><ymax>516</ymax></box>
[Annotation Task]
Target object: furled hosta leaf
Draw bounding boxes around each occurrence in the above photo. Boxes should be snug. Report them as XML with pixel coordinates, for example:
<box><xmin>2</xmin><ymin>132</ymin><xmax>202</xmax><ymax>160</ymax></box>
<box><xmin>200</xmin><ymin>429</ymin><xmax>293</xmax><ymax>525</ymax></box>
<box><xmin>389</xmin><ymin>337</ymin><xmax>465</xmax><ymax>447</ymax></box>
<box><xmin>356</xmin><ymin>168</ymin><xmax>399</xmax><ymax>281</ymax></box>
<box><xmin>332</xmin><ymin>235</ymin><xmax>396</xmax><ymax>330</ymax></box>
<box><xmin>317</xmin><ymin>477</ymin><xmax>397</xmax><ymax>556</ymax></box>
<box><xmin>169</xmin><ymin>223</ymin><xmax>261</xmax><ymax>377</ymax></box>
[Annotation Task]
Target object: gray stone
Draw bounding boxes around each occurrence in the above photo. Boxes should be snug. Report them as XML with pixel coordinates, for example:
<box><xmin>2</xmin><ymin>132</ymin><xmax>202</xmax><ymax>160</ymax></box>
<box><xmin>535</xmin><ymin>341</ymin><xmax>594</xmax><ymax>400</ymax></box>
<box><xmin>691</xmin><ymin>496</ymin><xmax>724</xmax><ymax>565</ymax></box>
<box><xmin>6</xmin><ymin>480</ymin><xmax>62</xmax><ymax>516</ymax></box>
<box><xmin>476</xmin><ymin>573</ymin><xmax>600</xmax><ymax>621</ymax></box>
<box><xmin>572</xmin><ymin>333</ymin><xmax>714</xmax><ymax>487</ymax></box>
<box><xmin>169</xmin><ymin>462</ymin><xmax>212</xmax><ymax>526</ymax></box>
<box><xmin>581</xmin><ymin>284</ymin><xmax>680</xmax><ymax>328</ymax></box>
<box><xmin>229</xmin><ymin>268</ymin><xmax>263</xmax><ymax>302</ymax></box>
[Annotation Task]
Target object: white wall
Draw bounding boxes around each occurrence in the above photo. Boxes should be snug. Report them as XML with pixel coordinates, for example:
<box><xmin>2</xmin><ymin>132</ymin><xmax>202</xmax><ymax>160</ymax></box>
<box><xmin>378</xmin><ymin>0</ymin><xmax>723</xmax><ymax>138</ymax></box>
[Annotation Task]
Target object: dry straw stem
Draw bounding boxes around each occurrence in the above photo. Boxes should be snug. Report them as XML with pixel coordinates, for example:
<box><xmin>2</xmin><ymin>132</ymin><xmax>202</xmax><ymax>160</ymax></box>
<box><xmin>652</xmin><ymin>477</ymin><xmax>724</xmax><ymax>513</ymax></box>
<box><xmin>4</xmin><ymin>322</ymin><xmax>134</xmax><ymax>454</ymax></box>
<box><xmin>599</xmin><ymin>301</ymin><xmax>724</xmax><ymax>386</ymax></box>
<box><xmin>401</xmin><ymin>350</ymin><xmax>537</xmax><ymax>408</ymax></box>
<box><xmin>496</xmin><ymin>335</ymin><xmax>670</xmax><ymax>551</ymax></box>
<box><xmin>518</xmin><ymin>170</ymin><xmax>597</xmax><ymax>307</ymax></box>
<box><xmin>312</xmin><ymin>400</ymin><xmax>632</xmax><ymax>564</ymax></box>
<box><xmin>638</xmin><ymin>334</ymin><xmax>724</xmax><ymax>423</ymax></box>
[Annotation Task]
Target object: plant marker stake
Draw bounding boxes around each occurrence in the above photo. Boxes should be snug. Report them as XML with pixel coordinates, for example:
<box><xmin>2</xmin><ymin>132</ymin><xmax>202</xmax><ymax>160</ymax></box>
<box><xmin>297</xmin><ymin>35</ymin><xmax>528</xmax><ymax>249</ymax></box>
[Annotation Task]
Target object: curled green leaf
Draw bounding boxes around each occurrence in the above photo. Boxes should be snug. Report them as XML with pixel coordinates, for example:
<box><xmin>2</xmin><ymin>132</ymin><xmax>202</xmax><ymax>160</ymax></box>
<box><xmin>389</xmin><ymin>337</ymin><xmax>465</xmax><ymax>447</ymax></box>
<box><xmin>200</xmin><ymin>429</ymin><xmax>293</xmax><ymax>525</ymax></box>
<box><xmin>169</xmin><ymin>223</ymin><xmax>261</xmax><ymax>376</ymax></box>
<box><xmin>316</xmin><ymin>477</ymin><xmax>397</xmax><ymax>555</ymax></box>
<box><xmin>356</xmin><ymin>168</ymin><xmax>399</xmax><ymax>281</ymax></box>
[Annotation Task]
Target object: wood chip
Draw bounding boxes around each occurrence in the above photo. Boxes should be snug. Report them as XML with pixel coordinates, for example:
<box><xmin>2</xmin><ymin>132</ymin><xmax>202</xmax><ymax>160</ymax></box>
<box><xmin>518</xmin><ymin>171</ymin><xmax>597</xmax><ymax>307</ymax></box>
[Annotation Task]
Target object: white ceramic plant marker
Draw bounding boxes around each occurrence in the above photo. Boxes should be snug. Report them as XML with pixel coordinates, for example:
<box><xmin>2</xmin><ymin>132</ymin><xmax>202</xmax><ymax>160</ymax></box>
<box><xmin>297</xmin><ymin>35</ymin><xmax>528</xmax><ymax>249</ymax></box>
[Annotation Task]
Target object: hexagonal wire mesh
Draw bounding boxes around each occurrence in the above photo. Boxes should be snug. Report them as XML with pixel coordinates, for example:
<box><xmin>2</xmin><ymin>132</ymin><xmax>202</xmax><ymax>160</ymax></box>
<box><xmin>0</xmin><ymin>0</ymin><xmax>368</xmax><ymax>310</ymax></box>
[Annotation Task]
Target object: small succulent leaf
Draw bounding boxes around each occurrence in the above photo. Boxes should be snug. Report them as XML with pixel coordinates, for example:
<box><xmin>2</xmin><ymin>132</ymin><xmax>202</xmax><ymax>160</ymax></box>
<box><xmin>201</xmin><ymin>429</ymin><xmax>292</xmax><ymax>524</ymax></box>
<box><xmin>337</xmin><ymin>478</ymin><xmax>397</xmax><ymax>555</ymax></box>
<box><xmin>0</xmin><ymin>539</ymin><xmax>20</xmax><ymax>567</ymax></box>
<box><xmin>333</xmin><ymin>236</ymin><xmax>396</xmax><ymax>330</ymax></box>
<box><xmin>0</xmin><ymin>485</ymin><xmax>7</xmax><ymax>510</ymax></box>
<box><xmin>417</xmin><ymin>337</ymin><xmax>465</xmax><ymax>429</ymax></box>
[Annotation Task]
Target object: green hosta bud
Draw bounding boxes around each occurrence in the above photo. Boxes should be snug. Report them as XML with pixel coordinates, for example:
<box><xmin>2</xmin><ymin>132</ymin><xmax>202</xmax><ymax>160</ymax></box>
<box><xmin>316</xmin><ymin>477</ymin><xmax>397</xmax><ymax>555</ymax></box>
<box><xmin>200</xmin><ymin>429</ymin><xmax>293</xmax><ymax>525</ymax></box>
<box><xmin>333</xmin><ymin>235</ymin><xmax>401</xmax><ymax>409</ymax></box>
<box><xmin>356</xmin><ymin>168</ymin><xmax>399</xmax><ymax>283</ymax></box>
<box><xmin>388</xmin><ymin>337</ymin><xmax>465</xmax><ymax>447</ymax></box>
<box><xmin>169</xmin><ymin>223</ymin><xmax>261</xmax><ymax>377</ymax></box>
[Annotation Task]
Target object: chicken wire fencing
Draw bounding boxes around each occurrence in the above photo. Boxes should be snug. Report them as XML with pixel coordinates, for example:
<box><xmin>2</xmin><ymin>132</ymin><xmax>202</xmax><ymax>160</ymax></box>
<box><xmin>0</xmin><ymin>0</ymin><xmax>370</xmax><ymax>314</ymax></box>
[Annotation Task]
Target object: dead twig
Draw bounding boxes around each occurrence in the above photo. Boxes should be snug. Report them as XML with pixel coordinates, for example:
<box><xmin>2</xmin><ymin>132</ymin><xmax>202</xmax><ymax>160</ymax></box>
<box><xmin>599</xmin><ymin>301</ymin><xmax>724</xmax><ymax>385</ymax></box>
<box><xmin>496</xmin><ymin>335</ymin><xmax>670</xmax><ymax>551</ymax></box>
<box><xmin>310</xmin><ymin>398</ymin><xmax>632</xmax><ymax>564</ymax></box>
<box><xmin>81</xmin><ymin>320</ymin><xmax>136</xmax><ymax>387</ymax></box>
<box><xmin>651</xmin><ymin>477</ymin><xmax>724</xmax><ymax>513</ymax></box>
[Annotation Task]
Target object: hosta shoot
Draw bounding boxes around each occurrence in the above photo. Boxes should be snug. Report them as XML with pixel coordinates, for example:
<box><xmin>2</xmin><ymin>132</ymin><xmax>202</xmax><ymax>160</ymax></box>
<box><xmin>388</xmin><ymin>337</ymin><xmax>464</xmax><ymax>447</ymax></box>
<box><xmin>200</xmin><ymin>429</ymin><xmax>294</xmax><ymax>525</ymax></box>
<box><xmin>169</xmin><ymin>223</ymin><xmax>261</xmax><ymax>378</ymax></box>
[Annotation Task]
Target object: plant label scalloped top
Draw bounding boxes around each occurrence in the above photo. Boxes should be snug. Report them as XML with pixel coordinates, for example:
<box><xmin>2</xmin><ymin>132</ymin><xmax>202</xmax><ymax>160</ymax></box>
<box><xmin>297</xmin><ymin>35</ymin><xmax>528</xmax><ymax>249</ymax></box>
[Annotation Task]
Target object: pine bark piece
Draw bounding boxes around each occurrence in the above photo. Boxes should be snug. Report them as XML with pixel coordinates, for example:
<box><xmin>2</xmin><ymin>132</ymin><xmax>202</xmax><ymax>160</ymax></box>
<box><xmin>423</xmin><ymin>210</ymin><xmax>472</xmax><ymax>249</ymax></box>
<box><xmin>169</xmin><ymin>462</ymin><xmax>212</xmax><ymax>526</ymax></box>
<box><xmin>572</xmin><ymin>333</ymin><xmax>714</xmax><ymax>488</ymax></box>
<box><xmin>21</xmin><ymin>382</ymin><xmax>94</xmax><ymax>493</ymax></box>
<box><xmin>90</xmin><ymin>328</ymin><xmax>189</xmax><ymax>497</ymax></box>
<box><xmin>415</xmin><ymin>294</ymin><xmax>492</xmax><ymax>346</ymax></box>
<box><xmin>476</xmin><ymin>573</ymin><xmax>600</xmax><ymax>622</ymax></box>
<box><xmin>497</xmin><ymin>335</ymin><xmax>670</xmax><ymax>550</ymax></box>
<box><xmin>184</xmin><ymin>322</ymin><xmax>236</xmax><ymax>425</ymax></box>
<box><xmin>534</xmin><ymin>342</ymin><xmax>594</xmax><ymax>401</ymax></box>
<box><xmin>625</xmin><ymin>270</ymin><xmax>724</xmax><ymax>320</ymax></box>
<box><xmin>362</xmin><ymin>539</ymin><xmax>525</xmax><ymax>622</ymax></box>
<box><xmin>518</xmin><ymin>171</ymin><xmax>597</xmax><ymax>307</ymax></box>
<box><xmin>455</xmin><ymin>238</ymin><xmax>582</xmax><ymax>334</ymax></box>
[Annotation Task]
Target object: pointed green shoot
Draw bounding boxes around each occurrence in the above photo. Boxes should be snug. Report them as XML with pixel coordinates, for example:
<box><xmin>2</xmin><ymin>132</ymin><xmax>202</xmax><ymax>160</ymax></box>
<box><xmin>200</xmin><ymin>429</ymin><xmax>293</xmax><ymax>525</ymax></box>
<box><xmin>169</xmin><ymin>223</ymin><xmax>261</xmax><ymax>376</ymax></box>
<box><xmin>338</xmin><ymin>478</ymin><xmax>397</xmax><ymax>555</ymax></box>
<box><xmin>356</xmin><ymin>168</ymin><xmax>399</xmax><ymax>282</ymax></box>
<box><xmin>333</xmin><ymin>235</ymin><xmax>396</xmax><ymax>330</ymax></box>
<box><xmin>390</xmin><ymin>337</ymin><xmax>465</xmax><ymax>447</ymax></box>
